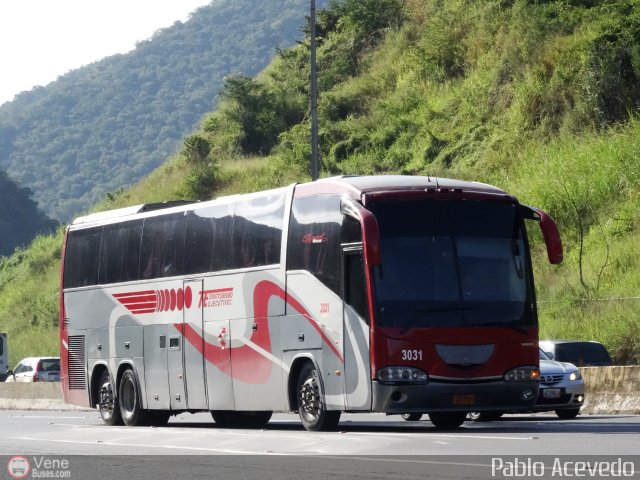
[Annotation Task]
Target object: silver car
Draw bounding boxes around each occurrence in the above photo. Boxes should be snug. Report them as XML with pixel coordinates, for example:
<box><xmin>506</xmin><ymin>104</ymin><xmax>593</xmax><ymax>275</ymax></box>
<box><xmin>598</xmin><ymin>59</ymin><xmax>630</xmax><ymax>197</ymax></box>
<box><xmin>466</xmin><ymin>349</ymin><xmax>585</xmax><ymax>421</ymax></box>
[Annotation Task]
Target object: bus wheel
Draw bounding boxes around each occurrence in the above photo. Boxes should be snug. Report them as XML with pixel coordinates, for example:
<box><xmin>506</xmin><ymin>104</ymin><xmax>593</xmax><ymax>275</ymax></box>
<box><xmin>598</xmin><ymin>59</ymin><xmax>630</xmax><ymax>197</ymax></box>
<box><xmin>98</xmin><ymin>370</ymin><xmax>123</xmax><ymax>426</ymax></box>
<box><xmin>119</xmin><ymin>369</ymin><xmax>147</xmax><ymax>426</ymax></box>
<box><xmin>297</xmin><ymin>363</ymin><xmax>340</xmax><ymax>431</ymax></box>
<box><xmin>428</xmin><ymin>412</ymin><xmax>467</xmax><ymax>429</ymax></box>
<box><xmin>401</xmin><ymin>413</ymin><xmax>423</xmax><ymax>422</ymax></box>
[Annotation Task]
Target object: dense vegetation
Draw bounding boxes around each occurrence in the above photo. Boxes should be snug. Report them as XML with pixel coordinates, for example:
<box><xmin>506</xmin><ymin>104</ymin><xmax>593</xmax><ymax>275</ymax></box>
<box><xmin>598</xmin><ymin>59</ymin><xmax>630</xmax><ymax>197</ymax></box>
<box><xmin>0</xmin><ymin>0</ymin><xmax>327</xmax><ymax>222</ymax></box>
<box><xmin>2</xmin><ymin>0</ymin><xmax>640</xmax><ymax>366</ymax></box>
<box><xmin>0</xmin><ymin>170</ymin><xmax>57</xmax><ymax>256</ymax></box>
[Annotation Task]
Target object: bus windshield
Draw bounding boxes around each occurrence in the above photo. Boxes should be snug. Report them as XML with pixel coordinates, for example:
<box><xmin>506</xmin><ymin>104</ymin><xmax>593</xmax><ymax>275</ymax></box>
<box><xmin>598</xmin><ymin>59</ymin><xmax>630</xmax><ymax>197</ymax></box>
<box><xmin>369</xmin><ymin>199</ymin><xmax>535</xmax><ymax>330</ymax></box>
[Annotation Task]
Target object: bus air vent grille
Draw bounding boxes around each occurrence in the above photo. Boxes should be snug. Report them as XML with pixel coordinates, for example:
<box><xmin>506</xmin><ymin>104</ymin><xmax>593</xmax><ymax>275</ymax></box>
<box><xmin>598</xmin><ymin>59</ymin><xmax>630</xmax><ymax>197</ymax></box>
<box><xmin>67</xmin><ymin>335</ymin><xmax>87</xmax><ymax>390</ymax></box>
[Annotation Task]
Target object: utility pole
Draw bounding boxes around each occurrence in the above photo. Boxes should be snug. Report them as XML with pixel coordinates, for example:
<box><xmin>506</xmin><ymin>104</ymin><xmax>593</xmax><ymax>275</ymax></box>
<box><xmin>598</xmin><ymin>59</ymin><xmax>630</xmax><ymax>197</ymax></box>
<box><xmin>310</xmin><ymin>0</ymin><xmax>319</xmax><ymax>181</ymax></box>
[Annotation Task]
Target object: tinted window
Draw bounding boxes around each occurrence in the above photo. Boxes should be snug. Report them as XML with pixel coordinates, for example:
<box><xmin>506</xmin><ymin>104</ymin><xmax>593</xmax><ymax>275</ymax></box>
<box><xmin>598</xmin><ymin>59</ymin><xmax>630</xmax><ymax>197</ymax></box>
<box><xmin>345</xmin><ymin>250</ymin><xmax>369</xmax><ymax>322</ymax></box>
<box><xmin>342</xmin><ymin>216</ymin><xmax>362</xmax><ymax>244</ymax></box>
<box><xmin>287</xmin><ymin>195</ymin><xmax>342</xmax><ymax>294</ymax></box>
<box><xmin>64</xmin><ymin>227</ymin><xmax>103</xmax><ymax>288</ymax></box>
<box><xmin>98</xmin><ymin>220</ymin><xmax>143</xmax><ymax>284</ymax></box>
<box><xmin>0</xmin><ymin>337</ymin><xmax>3</xmax><ymax>356</ymax></box>
<box><xmin>38</xmin><ymin>359</ymin><xmax>60</xmax><ymax>372</ymax></box>
<box><xmin>555</xmin><ymin>342</ymin><xmax>612</xmax><ymax>366</ymax></box>
<box><xmin>184</xmin><ymin>204</ymin><xmax>234</xmax><ymax>274</ymax></box>
<box><xmin>370</xmin><ymin>200</ymin><xmax>534</xmax><ymax>328</ymax></box>
<box><xmin>231</xmin><ymin>192</ymin><xmax>285</xmax><ymax>269</ymax></box>
<box><xmin>140</xmin><ymin>213</ymin><xmax>187</xmax><ymax>279</ymax></box>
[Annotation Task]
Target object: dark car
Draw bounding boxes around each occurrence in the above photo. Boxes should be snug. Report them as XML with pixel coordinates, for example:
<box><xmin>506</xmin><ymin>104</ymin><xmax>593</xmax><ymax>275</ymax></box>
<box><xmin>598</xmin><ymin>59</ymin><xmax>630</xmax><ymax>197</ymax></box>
<box><xmin>539</xmin><ymin>340</ymin><xmax>612</xmax><ymax>367</ymax></box>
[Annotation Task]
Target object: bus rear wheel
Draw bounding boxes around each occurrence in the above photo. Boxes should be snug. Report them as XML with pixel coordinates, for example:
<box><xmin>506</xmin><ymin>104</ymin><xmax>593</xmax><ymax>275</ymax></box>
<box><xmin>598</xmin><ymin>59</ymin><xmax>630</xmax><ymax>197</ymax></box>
<box><xmin>98</xmin><ymin>370</ymin><xmax>122</xmax><ymax>426</ymax></box>
<box><xmin>296</xmin><ymin>363</ymin><xmax>340</xmax><ymax>431</ymax></box>
<box><xmin>428</xmin><ymin>412</ymin><xmax>467</xmax><ymax>429</ymax></box>
<box><xmin>119</xmin><ymin>369</ymin><xmax>147</xmax><ymax>426</ymax></box>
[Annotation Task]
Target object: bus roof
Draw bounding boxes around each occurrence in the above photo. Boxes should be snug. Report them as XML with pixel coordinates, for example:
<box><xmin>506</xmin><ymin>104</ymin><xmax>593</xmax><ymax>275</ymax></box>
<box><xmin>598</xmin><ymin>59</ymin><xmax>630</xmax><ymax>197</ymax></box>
<box><xmin>70</xmin><ymin>175</ymin><xmax>509</xmax><ymax>227</ymax></box>
<box><xmin>293</xmin><ymin>175</ymin><xmax>507</xmax><ymax>198</ymax></box>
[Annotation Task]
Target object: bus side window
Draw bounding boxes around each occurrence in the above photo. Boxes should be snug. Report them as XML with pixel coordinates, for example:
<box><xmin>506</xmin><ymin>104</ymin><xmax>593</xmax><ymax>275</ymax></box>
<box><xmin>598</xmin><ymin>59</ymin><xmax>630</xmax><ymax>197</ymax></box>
<box><xmin>98</xmin><ymin>220</ymin><xmax>143</xmax><ymax>284</ymax></box>
<box><xmin>140</xmin><ymin>213</ymin><xmax>187</xmax><ymax>279</ymax></box>
<box><xmin>64</xmin><ymin>227</ymin><xmax>103</xmax><ymax>288</ymax></box>
<box><xmin>232</xmin><ymin>193</ymin><xmax>285</xmax><ymax>269</ymax></box>
<box><xmin>287</xmin><ymin>195</ymin><xmax>342</xmax><ymax>295</ymax></box>
<box><xmin>344</xmin><ymin>251</ymin><xmax>369</xmax><ymax>323</ymax></box>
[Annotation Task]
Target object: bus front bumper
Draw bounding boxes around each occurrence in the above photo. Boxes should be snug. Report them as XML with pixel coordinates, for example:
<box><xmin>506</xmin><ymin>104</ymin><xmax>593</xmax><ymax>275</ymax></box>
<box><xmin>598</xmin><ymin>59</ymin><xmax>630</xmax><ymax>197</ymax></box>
<box><xmin>371</xmin><ymin>379</ymin><xmax>538</xmax><ymax>414</ymax></box>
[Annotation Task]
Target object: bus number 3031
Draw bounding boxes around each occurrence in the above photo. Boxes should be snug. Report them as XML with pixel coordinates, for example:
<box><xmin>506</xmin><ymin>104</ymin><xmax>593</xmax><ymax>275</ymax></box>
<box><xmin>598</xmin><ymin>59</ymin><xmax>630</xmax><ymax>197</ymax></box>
<box><xmin>401</xmin><ymin>349</ymin><xmax>423</xmax><ymax>361</ymax></box>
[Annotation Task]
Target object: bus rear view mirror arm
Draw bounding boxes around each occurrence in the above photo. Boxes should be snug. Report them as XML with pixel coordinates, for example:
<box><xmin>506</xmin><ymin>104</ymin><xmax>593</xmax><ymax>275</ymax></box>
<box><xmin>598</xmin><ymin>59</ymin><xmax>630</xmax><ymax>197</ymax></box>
<box><xmin>521</xmin><ymin>205</ymin><xmax>563</xmax><ymax>265</ymax></box>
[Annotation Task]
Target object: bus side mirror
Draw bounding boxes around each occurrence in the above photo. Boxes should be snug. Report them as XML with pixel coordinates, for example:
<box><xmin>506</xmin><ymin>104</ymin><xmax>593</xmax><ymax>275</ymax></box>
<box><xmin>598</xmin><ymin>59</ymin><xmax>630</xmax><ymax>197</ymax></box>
<box><xmin>522</xmin><ymin>205</ymin><xmax>563</xmax><ymax>265</ymax></box>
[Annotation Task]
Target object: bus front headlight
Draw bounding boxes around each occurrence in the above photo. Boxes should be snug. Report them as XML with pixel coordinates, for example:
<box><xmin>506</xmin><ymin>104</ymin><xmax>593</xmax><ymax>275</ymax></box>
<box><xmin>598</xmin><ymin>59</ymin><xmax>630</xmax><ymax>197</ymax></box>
<box><xmin>504</xmin><ymin>366</ymin><xmax>539</xmax><ymax>381</ymax></box>
<box><xmin>378</xmin><ymin>366</ymin><xmax>429</xmax><ymax>385</ymax></box>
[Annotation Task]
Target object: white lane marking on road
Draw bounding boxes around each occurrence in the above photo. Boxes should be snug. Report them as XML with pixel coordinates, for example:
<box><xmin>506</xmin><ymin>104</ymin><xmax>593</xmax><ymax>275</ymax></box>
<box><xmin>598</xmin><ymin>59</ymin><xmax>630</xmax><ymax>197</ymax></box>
<box><xmin>11</xmin><ymin>437</ymin><xmax>294</xmax><ymax>454</ymax></box>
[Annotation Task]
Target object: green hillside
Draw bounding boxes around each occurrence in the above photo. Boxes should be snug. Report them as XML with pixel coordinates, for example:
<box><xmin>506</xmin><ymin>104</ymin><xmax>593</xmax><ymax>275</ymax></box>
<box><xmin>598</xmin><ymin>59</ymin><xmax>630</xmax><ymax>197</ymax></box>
<box><xmin>0</xmin><ymin>0</ymin><xmax>328</xmax><ymax>223</ymax></box>
<box><xmin>0</xmin><ymin>170</ymin><xmax>57</xmax><ymax>257</ymax></box>
<box><xmin>2</xmin><ymin>0</ymin><xmax>640</xmax><ymax>367</ymax></box>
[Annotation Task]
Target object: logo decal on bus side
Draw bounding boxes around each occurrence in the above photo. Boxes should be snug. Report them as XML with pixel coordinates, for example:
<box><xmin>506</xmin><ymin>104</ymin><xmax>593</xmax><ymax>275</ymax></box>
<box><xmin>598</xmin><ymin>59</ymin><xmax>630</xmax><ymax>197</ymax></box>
<box><xmin>301</xmin><ymin>233</ymin><xmax>328</xmax><ymax>244</ymax></box>
<box><xmin>199</xmin><ymin>288</ymin><xmax>234</xmax><ymax>308</ymax></box>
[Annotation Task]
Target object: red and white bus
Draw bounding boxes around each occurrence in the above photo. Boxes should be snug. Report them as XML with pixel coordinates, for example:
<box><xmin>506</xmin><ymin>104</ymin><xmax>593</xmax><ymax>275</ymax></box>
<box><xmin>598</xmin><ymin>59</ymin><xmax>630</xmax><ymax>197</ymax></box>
<box><xmin>60</xmin><ymin>175</ymin><xmax>562</xmax><ymax>430</ymax></box>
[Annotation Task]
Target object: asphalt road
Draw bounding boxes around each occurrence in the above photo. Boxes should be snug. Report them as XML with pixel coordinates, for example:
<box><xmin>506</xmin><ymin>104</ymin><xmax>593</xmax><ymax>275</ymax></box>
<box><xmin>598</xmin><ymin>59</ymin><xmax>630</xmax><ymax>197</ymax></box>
<box><xmin>1</xmin><ymin>411</ymin><xmax>639</xmax><ymax>479</ymax></box>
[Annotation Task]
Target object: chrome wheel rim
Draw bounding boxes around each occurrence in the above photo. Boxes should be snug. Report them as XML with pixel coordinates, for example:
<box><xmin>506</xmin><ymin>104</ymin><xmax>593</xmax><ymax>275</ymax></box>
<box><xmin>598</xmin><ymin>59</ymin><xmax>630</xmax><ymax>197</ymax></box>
<box><xmin>99</xmin><ymin>381</ymin><xmax>115</xmax><ymax>420</ymax></box>
<box><xmin>299</xmin><ymin>376</ymin><xmax>320</xmax><ymax>424</ymax></box>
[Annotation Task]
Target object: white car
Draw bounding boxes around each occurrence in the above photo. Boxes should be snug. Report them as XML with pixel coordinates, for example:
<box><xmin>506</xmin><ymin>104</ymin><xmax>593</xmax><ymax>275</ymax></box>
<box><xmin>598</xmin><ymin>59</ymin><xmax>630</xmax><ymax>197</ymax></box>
<box><xmin>4</xmin><ymin>356</ymin><xmax>60</xmax><ymax>382</ymax></box>
<box><xmin>467</xmin><ymin>349</ymin><xmax>585</xmax><ymax>421</ymax></box>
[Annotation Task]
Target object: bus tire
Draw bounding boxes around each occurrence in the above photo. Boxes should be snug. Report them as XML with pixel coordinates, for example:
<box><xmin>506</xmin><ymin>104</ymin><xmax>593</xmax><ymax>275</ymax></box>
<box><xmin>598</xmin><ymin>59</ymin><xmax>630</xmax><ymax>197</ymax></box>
<box><xmin>118</xmin><ymin>369</ymin><xmax>147</xmax><ymax>427</ymax></box>
<box><xmin>98</xmin><ymin>370</ymin><xmax>123</xmax><ymax>426</ymax></box>
<box><xmin>297</xmin><ymin>363</ymin><xmax>340</xmax><ymax>431</ymax></box>
<box><xmin>428</xmin><ymin>412</ymin><xmax>467</xmax><ymax>429</ymax></box>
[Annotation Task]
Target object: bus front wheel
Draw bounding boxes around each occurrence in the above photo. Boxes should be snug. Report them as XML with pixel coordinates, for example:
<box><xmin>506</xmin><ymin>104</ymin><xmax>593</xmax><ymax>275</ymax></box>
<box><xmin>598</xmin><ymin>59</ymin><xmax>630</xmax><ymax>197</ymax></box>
<box><xmin>119</xmin><ymin>369</ymin><xmax>147</xmax><ymax>426</ymax></box>
<box><xmin>428</xmin><ymin>412</ymin><xmax>467</xmax><ymax>429</ymax></box>
<box><xmin>98</xmin><ymin>370</ymin><xmax>123</xmax><ymax>426</ymax></box>
<box><xmin>296</xmin><ymin>363</ymin><xmax>340</xmax><ymax>431</ymax></box>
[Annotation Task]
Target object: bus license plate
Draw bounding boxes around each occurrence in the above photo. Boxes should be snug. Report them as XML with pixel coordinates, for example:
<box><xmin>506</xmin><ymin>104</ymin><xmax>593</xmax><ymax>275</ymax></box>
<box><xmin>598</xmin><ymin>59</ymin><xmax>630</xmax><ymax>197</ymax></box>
<box><xmin>543</xmin><ymin>388</ymin><xmax>561</xmax><ymax>399</ymax></box>
<box><xmin>453</xmin><ymin>394</ymin><xmax>475</xmax><ymax>406</ymax></box>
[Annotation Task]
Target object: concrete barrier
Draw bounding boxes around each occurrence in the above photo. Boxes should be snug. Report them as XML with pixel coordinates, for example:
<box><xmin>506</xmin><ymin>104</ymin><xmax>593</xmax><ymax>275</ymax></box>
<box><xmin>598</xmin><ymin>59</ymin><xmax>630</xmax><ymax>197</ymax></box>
<box><xmin>0</xmin><ymin>382</ymin><xmax>90</xmax><ymax>411</ymax></box>
<box><xmin>0</xmin><ymin>366</ymin><xmax>638</xmax><ymax>413</ymax></box>
<box><xmin>581</xmin><ymin>366</ymin><xmax>640</xmax><ymax>415</ymax></box>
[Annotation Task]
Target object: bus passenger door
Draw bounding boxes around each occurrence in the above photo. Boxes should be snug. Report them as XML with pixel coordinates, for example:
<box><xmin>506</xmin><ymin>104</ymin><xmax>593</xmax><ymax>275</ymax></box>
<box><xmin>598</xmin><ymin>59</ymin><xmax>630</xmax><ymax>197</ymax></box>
<box><xmin>342</xmin><ymin>248</ymin><xmax>372</xmax><ymax>410</ymax></box>
<box><xmin>183</xmin><ymin>279</ymin><xmax>208</xmax><ymax>410</ymax></box>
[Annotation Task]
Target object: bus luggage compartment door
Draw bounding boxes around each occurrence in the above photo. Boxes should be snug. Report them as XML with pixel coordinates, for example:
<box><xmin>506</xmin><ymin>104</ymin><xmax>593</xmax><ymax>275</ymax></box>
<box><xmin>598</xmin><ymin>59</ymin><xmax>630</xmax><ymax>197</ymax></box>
<box><xmin>182</xmin><ymin>279</ymin><xmax>208</xmax><ymax>410</ymax></box>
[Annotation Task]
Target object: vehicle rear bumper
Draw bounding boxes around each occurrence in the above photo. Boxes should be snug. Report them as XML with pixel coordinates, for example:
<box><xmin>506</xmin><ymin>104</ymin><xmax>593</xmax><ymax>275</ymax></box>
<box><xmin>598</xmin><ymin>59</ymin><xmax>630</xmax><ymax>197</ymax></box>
<box><xmin>371</xmin><ymin>379</ymin><xmax>538</xmax><ymax>414</ymax></box>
